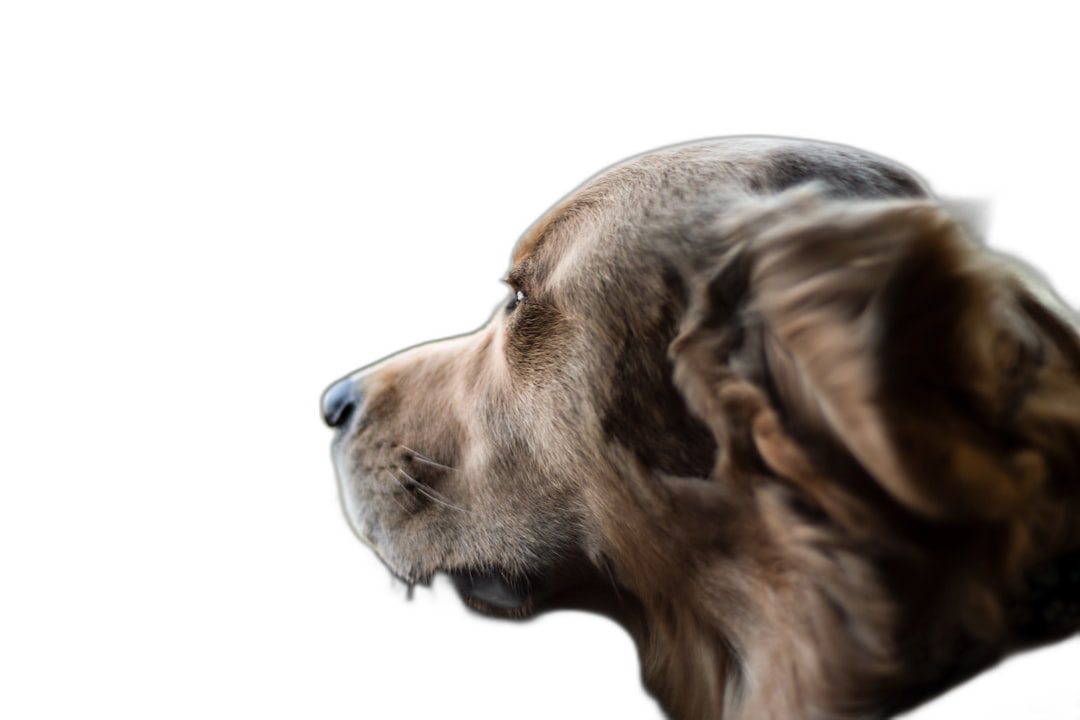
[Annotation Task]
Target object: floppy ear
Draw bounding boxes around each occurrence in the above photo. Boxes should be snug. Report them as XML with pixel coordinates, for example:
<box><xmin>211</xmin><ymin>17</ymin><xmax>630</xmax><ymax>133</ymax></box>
<box><xmin>672</xmin><ymin>187</ymin><xmax>1080</xmax><ymax>523</ymax></box>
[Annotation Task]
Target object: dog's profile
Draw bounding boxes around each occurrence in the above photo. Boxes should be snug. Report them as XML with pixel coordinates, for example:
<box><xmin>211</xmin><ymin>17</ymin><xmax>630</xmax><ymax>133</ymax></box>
<box><xmin>322</xmin><ymin>137</ymin><xmax>1080</xmax><ymax>719</ymax></box>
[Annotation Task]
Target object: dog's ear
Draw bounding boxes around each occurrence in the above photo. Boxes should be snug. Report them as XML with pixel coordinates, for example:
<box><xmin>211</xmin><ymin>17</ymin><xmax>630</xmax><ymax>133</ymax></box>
<box><xmin>672</xmin><ymin>187</ymin><xmax>1080</xmax><ymax>524</ymax></box>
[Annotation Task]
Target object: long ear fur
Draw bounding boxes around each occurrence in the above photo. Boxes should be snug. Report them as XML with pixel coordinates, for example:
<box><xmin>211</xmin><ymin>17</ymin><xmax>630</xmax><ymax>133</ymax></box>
<box><xmin>669</xmin><ymin>189</ymin><xmax>1080</xmax><ymax>715</ymax></box>
<box><xmin>675</xmin><ymin>186</ymin><xmax>1080</xmax><ymax>528</ymax></box>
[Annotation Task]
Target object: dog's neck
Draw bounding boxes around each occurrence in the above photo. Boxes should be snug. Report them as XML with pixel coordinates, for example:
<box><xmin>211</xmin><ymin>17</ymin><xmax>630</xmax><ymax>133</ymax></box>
<box><xmin>618</xmin><ymin>531</ymin><xmax>893</xmax><ymax>720</ymax></box>
<box><xmin>609</xmin><ymin>470</ymin><xmax>1080</xmax><ymax>716</ymax></box>
<box><xmin>591</xmin><ymin>468</ymin><xmax>740</xmax><ymax>717</ymax></box>
<box><xmin>635</xmin><ymin>596</ymin><xmax>734</xmax><ymax>720</ymax></box>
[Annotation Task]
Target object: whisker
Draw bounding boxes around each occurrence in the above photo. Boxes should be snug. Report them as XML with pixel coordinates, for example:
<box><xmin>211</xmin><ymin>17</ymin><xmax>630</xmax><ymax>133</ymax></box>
<box><xmin>383</xmin><ymin>472</ymin><xmax>418</xmax><ymax>515</ymax></box>
<box><xmin>396</xmin><ymin>444</ymin><xmax>459</xmax><ymax>472</ymax></box>
<box><xmin>395</xmin><ymin>468</ymin><xmax>472</xmax><ymax>514</ymax></box>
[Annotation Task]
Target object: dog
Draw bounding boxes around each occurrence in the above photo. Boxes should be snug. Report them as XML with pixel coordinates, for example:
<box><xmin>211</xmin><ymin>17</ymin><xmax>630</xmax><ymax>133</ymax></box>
<box><xmin>322</xmin><ymin>137</ymin><xmax>1080</xmax><ymax>719</ymax></box>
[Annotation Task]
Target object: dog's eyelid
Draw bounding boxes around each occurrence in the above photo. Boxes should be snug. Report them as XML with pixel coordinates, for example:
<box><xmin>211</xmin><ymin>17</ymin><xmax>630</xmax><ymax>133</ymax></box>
<box><xmin>505</xmin><ymin>267</ymin><xmax>529</xmax><ymax>289</ymax></box>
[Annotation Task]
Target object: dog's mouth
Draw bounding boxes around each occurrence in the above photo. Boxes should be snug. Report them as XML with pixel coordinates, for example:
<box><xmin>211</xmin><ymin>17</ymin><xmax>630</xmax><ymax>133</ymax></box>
<box><xmin>447</xmin><ymin>568</ymin><xmax>537</xmax><ymax>617</ymax></box>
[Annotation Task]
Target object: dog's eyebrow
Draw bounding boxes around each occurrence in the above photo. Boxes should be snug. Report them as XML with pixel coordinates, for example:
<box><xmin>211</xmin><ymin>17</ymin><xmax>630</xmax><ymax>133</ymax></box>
<box><xmin>506</xmin><ymin>264</ymin><xmax>529</xmax><ymax>288</ymax></box>
<box><xmin>513</xmin><ymin>216</ymin><xmax>554</xmax><ymax>266</ymax></box>
<box><xmin>510</xmin><ymin>214</ymin><xmax>565</xmax><ymax>290</ymax></box>
<box><xmin>513</xmin><ymin>189</ymin><xmax>606</xmax><ymax>266</ymax></box>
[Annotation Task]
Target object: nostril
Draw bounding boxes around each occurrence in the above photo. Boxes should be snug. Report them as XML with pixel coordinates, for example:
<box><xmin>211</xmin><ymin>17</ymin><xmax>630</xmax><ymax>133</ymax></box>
<box><xmin>321</xmin><ymin>375</ymin><xmax>362</xmax><ymax>428</ymax></box>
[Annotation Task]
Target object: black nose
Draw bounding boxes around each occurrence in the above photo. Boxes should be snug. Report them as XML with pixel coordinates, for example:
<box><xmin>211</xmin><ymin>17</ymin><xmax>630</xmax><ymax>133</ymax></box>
<box><xmin>321</xmin><ymin>375</ymin><xmax>363</xmax><ymax>428</ymax></box>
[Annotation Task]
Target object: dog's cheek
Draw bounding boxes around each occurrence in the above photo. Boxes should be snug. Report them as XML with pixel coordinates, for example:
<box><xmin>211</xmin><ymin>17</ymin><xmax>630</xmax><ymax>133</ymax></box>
<box><xmin>504</xmin><ymin>302</ymin><xmax>570</xmax><ymax>376</ymax></box>
<box><xmin>601</xmin><ymin>266</ymin><xmax>717</xmax><ymax>478</ymax></box>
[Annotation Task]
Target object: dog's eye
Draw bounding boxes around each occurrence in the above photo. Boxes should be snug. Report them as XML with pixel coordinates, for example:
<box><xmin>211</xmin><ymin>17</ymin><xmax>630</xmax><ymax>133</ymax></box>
<box><xmin>503</xmin><ymin>277</ymin><xmax>528</xmax><ymax>312</ymax></box>
<box><xmin>506</xmin><ymin>288</ymin><xmax>527</xmax><ymax>312</ymax></box>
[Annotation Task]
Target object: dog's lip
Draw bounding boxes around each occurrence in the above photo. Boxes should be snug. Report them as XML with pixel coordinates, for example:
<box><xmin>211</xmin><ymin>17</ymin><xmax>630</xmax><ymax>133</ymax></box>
<box><xmin>446</xmin><ymin>567</ymin><xmax>536</xmax><ymax>616</ymax></box>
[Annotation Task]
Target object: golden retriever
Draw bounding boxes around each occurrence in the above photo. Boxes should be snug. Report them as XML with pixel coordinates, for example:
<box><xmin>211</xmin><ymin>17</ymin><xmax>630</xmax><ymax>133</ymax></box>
<box><xmin>322</xmin><ymin>137</ymin><xmax>1080</xmax><ymax>719</ymax></box>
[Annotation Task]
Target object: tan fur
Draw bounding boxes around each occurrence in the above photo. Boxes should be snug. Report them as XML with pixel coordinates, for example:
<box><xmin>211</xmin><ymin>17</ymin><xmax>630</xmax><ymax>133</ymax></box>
<box><xmin>324</xmin><ymin>138</ymin><xmax>1080</xmax><ymax>718</ymax></box>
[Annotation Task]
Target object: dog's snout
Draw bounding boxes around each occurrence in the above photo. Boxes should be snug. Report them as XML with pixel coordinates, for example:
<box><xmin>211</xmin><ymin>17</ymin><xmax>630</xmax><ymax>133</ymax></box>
<box><xmin>321</xmin><ymin>375</ymin><xmax>364</xmax><ymax>428</ymax></box>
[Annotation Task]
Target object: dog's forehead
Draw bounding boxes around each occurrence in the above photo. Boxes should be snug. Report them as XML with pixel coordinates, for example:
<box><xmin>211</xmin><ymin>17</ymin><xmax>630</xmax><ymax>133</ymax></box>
<box><xmin>508</xmin><ymin>139</ymin><xmax>759</xmax><ymax>275</ymax></box>
<box><xmin>509</xmin><ymin>136</ymin><xmax>931</xmax><ymax>271</ymax></box>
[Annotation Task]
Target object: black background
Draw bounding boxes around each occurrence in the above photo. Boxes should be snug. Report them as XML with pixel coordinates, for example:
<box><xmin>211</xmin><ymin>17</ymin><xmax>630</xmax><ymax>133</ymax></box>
<box><xmin>185</xmin><ymin>57</ymin><xmax>1080</xmax><ymax>720</ymax></box>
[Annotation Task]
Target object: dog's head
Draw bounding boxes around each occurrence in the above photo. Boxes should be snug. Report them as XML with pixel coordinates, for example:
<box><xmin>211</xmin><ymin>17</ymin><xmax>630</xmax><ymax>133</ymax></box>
<box><xmin>323</xmin><ymin>139</ymin><xmax>918</xmax><ymax>612</ymax></box>
<box><xmin>322</xmin><ymin>138</ymin><xmax>1080</xmax><ymax>718</ymax></box>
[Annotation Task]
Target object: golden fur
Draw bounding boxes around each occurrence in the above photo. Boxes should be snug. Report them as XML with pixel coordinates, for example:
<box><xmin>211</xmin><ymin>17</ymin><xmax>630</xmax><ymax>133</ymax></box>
<box><xmin>323</xmin><ymin>138</ymin><xmax>1080</xmax><ymax>719</ymax></box>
